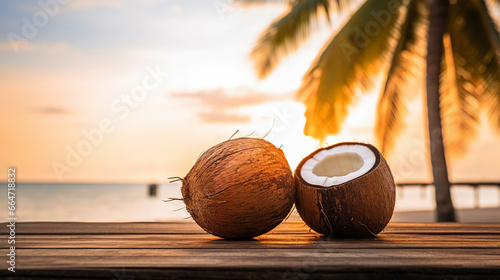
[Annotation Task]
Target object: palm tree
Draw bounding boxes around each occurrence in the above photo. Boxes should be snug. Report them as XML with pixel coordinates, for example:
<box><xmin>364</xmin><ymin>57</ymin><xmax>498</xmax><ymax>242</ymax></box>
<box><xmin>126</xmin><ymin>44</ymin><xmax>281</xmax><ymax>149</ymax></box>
<box><xmin>246</xmin><ymin>0</ymin><xmax>500</xmax><ymax>221</ymax></box>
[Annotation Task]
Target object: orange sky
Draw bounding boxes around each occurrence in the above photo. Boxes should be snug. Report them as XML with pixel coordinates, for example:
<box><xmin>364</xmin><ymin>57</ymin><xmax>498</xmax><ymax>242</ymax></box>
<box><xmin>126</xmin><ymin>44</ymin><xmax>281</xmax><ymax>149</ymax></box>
<box><xmin>1</xmin><ymin>0</ymin><xmax>499</xmax><ymax>184</ymax></box>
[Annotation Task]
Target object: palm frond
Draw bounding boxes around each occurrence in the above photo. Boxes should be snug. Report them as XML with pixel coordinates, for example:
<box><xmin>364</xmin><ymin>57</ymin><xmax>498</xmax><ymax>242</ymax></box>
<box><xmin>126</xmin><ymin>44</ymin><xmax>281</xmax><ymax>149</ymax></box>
<box><xmin>443</xmin><ymin>0</ymin><xmax>500</xmax><ymax>150</ymax></box>
<box><xmin>440</xmin><ymin>0</ymin><xmax>500</xmax><ymax>153</ymax></box>
<box><xmin>475</xmin><ymin>0</ymin><xmax>500</xmax><ymax>130</ymax></box>
<box><xmin>250</xmin><ymin>0</ymin><xmax>332</xmax><ymax>78</ymax></box>
<box><xmin>296</xmin><ymin>0</ymin><xmax>411</xmax><ymax>140</ymax></box>
<box><xmin>375</xmin><ymin>0</ymin><xmax>427</xmax><ymax>154</ymax></box>
<box><xmin>440</xmin><ymin>33</ymin><xmax>481</xmax><ymax>155</ymax></box>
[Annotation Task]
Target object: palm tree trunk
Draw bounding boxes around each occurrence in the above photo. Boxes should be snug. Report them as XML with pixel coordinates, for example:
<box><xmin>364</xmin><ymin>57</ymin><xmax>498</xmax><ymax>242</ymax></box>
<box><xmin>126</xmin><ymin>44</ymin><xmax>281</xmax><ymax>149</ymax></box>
<box><xmin>425</xmin><ymin>0</ymin><xmax>456</xmax><ymax>222</ymax></box>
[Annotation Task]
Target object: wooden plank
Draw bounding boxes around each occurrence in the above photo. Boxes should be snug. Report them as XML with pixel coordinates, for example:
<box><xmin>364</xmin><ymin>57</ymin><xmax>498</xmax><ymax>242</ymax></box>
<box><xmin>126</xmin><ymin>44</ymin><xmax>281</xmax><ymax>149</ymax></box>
<box><xmin>3</xmin><ymin>267</ymin><xmax>500</xmax><ymax>280</ymax></box>
<box><xmin>2</xmin><ymin>221</ymin><xmax>500</xmax><ymax>235</ymax></box>
<box><xmin>2</xmin><ymin>248</ymin><xmax>499</xmax><ymax>269</ymax></box>
<box><xmin>1</xmin><ymin>222</ymin><xmax>500</xmax><ymax>279</ymax></box>
<box><xmin>2</xmin><ymin>233</ymin><xmax>500</xmax><ymax>249</ymax></box>
<box><xmin>0</xmin><ymin>221</ymin><xmax>207</xmax><ymax>235</ymax></box>
<box><xmin>0</xmin><ymin>221</ymin><xmax>312</xmax><ymax>235</ymax></box>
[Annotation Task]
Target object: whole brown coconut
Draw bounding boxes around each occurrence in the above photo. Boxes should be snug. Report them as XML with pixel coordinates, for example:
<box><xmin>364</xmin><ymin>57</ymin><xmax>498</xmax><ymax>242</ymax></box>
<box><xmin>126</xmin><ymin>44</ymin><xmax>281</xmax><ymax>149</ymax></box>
<box><xmin>182</xmin><ymin>138</ymin><xmax>295</xmax><ymax>239</ymax></box>
<box><xmin>295</xmin><ymin>142</ymin><xmax>395</xmax><ymax>238</ymax></box>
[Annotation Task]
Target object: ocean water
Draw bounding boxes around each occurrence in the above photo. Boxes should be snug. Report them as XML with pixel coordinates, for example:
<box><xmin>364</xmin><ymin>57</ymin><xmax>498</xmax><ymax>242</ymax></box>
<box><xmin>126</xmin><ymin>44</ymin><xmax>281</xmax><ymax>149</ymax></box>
<box><xmin>1</xmin><ymin>183</ymin><xmax>499</xmax><ymax>222</ymax></box>
<box><xmin>1</xmin><ymin>183</ymin><xmax>189</xmax><ymax>222</ymax></box>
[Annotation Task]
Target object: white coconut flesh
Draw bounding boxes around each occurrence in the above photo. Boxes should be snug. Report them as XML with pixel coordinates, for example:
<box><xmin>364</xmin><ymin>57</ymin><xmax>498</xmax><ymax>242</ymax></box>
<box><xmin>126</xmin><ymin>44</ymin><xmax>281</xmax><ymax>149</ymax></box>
<box><xmin>300</xmin><ymin>144</ymin><xmax>376</xmax><ymax>187</ymax></box>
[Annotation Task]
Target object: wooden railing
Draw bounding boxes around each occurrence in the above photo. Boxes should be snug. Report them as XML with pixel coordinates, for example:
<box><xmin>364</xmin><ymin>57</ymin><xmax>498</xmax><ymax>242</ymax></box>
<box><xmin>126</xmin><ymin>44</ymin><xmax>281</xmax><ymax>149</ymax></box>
<box><xmin>396</xmin><ymin>182</ymin><xmax>500</xmax><ymax>208</ymax></box>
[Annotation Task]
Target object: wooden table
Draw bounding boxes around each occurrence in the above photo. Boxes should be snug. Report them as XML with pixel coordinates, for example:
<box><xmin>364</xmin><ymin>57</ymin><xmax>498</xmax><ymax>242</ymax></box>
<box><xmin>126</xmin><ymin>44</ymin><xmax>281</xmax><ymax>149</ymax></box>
<box><xmin>1</xmin><ymin>221</ymin><xmax>500</xmax><ymax>279</ymax></box>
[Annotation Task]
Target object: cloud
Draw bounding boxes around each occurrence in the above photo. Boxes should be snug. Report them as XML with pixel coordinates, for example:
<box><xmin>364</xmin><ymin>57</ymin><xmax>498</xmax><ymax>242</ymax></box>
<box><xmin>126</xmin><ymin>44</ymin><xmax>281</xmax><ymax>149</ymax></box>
<box><xmin>170</xmin><ymin>5</ymin><xmax>183</xmax><ymax>14</ymax></box>
<box><xmin>171</xmin><ymin>88</ymin><xmax>292</xmax><ymax>108</ymax></box>
<box><xmin>140</xmin><ymin>0</ymin><xmax>169</xmax><ymax>4</ymax></box>
<box><xmin>31</xmin><ymin>106</ymin><xmax>69</xmax><ymax>115</ymax></box>
<box><xmin>0</xmin><ymin>41</ymin><xmax>71</xmax><ymax>53</ymax></box>
<box><xmin>198</xmin><ymin>111</ymin><xmax>251</xmax><ymax>123</ymax></box>
<box><xmin>62</xmin><ymin>0</ymin><xmax>123</xmax><ymax>11</ymax></box>
<box><xmin>0</xmin><ymin>41</ymin><xmax>34</xmax><ymax>52</ymax></box>
<box><xmin>171</xmin><ymin>88</ymin><xmax>292</xmax><ymax>124</ymax></box>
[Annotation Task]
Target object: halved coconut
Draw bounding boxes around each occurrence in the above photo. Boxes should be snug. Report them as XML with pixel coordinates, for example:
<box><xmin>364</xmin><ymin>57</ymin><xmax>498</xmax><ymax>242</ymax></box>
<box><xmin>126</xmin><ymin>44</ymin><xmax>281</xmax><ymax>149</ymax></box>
<box><xmin>295</xmin><ymin>142</ymin><xmax>395</xmax><ymax>238</ymax></box>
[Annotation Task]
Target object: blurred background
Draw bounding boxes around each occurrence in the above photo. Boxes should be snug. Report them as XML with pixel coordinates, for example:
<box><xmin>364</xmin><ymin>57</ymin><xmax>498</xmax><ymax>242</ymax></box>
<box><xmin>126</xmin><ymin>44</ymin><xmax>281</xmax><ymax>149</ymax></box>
<box><xmin>1</xmin><ymin>0</ymin><xmax>499</xmax><ymax>222</ymax></box>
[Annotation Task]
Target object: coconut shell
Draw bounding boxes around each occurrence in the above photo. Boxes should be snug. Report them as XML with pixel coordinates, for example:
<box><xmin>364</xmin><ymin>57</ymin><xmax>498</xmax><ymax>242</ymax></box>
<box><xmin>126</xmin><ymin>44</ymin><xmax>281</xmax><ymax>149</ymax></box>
<box><xmin>295</xmin><ymin>142</ymin><xmax>395</xmax><ymax>238</ymax></box>
<box><xmin>182</xmin><ymin>138</ymin><xmax>295</xmax><ymax>239</ymax></box>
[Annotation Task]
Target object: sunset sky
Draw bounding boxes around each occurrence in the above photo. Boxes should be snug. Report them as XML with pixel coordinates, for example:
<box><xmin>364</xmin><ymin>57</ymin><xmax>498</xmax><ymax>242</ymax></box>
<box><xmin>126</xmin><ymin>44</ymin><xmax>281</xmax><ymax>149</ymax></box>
<box><xmin>1</xmin><ymin>0</ymin><xmax>499</xmax><ymax>184</ymax></box>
